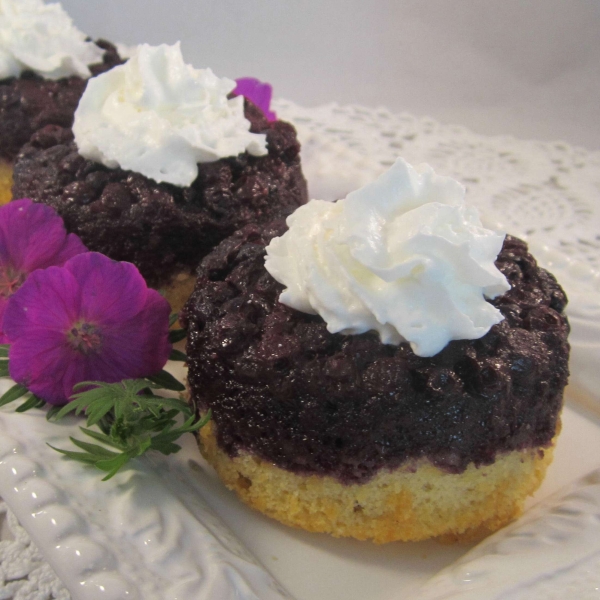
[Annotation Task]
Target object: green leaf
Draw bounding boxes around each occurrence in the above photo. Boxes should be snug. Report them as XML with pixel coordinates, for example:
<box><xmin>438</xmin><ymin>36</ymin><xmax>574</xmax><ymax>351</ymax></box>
<box><xmin>149</xmin><ymin>411</ymin><xmax>211</xmax><ymax>454</ymax></box>
<box><xmin>97</xmin><ymin>453</ymin><xmax>131</xmax><ymax>480</ymax></box>
<box><xmin>48</xmin><ymin>444</ymin><xmax>103</xmax><ymax>464</ymax></box>
<box><xmin>96</xmin><ymin>414</ymin><xmax>113</xmax><ymax>436</ymax></box>
<box><xmin>0</xmin><ymin>361</ymin><xmax>9</xmax><ymax>377</ymax></box>
<box><xmin>169</xmin><ymin>349</ymin><xmax>187</xmax><ymax>362</ymax></box>
<box><xmin>169</xmin><ymin>312</ymin><xmax>179</xmax><ymax>327</ymax></box>
<box><xmin>73</xmin><ymin>379</ymin><xmax>157</xmax><ymax>395</ymax></box>
<box><xmin>45</xmin><ymin>378</ymin><xmax>209</xmax><ymax>481</ymax></box>
<box><xmin>53</xmin><ymin>398</ymin><xmax>88</xmax><ymax>420</ymax></box>
<box><xmin>0</xmin><ymin>345</ymin><xmax>9</xmax><ymax>358</ymax></box>
<box><xmin>16</xmin><ymin>395</ymin><xmax>45</xmax><ymax>413</ymax></box>
<box><xmin>46</xmin><ymin>405</ymin><xmax>63</xmax><ymax>422</ymax></box>
<box><xmin>69</xmin><ymin>436</ymin><xmax>119</xmax><ymax>459</ymax></box>
<box><xmin>146</xmin><ymin>370</ymin><xmax>185</xmax><ymax>392</ymax></box>
<box><xmin>196</xmin><ymin>409</ymin><xmax>212</xmax><ymax>429</ymax></box>
<box><xmin>0</xmin><ymin>383</ymin><xmax>29</xmax><ymax>408</ymax></box>
<box><xmin>84</xmin><ymin>399</ymin><xmax>115</xmax><ymax>427</ymax></box>
<box><xmin>55</xmin><ymin>379</ymin><xmax>157</xmax><ymax>422</ymax></box>
<box><xmin>168</xmin><ymin>328</ymin><xmax>187</xmax><ymax>344</ymax></box>
<box><xmin>135</xmin><ymin>394</ymin><xmax>191</xmax><ymax>415</ymax></box>
<box><xmin>151</xmin><ymin>441</ymin><xmax>182</xmax><ymax>455</ymax></box>
<box><xmin>80</xmin><ymin>427</ymin><xmax>123</xmax><ymax>450</ymax></box>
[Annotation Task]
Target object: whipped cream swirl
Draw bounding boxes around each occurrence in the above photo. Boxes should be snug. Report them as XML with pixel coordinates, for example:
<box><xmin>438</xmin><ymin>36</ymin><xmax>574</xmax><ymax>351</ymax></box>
<box><xmin>0</xmin><ymin>0</ymin><xmax>104</xmax><ymax>80</ymax></box>
<box><xmin>265</xmin><ymin>158</ymin><xmax>510</xmax><ymax>357</ymax></box>
<box><xmin>73</xmin><ymin>43</ymin><xmax>268</xmax><ymax>187</ymax></box>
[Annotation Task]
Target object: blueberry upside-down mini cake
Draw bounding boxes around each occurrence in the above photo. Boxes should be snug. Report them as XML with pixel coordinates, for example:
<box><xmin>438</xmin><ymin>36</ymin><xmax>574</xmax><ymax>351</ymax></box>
<box><xmin>183</xmin><ymin>159</ymin><xmax>569</xmax><ymax>543</ymax></box>
<box><xmin>0</xmin><ymin>0</ymin><xmax>123</xmax><ymax>203</ymax></box>
<box><xmin>12</xmin><ymin>43</ymin><xmax>307</xmax><ymax>311</ymax></box>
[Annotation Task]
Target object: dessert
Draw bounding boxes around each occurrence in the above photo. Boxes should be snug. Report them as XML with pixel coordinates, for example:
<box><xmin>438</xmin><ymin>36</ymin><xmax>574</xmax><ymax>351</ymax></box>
<box><xmin>183</xmin><ymin>159</ymin><xmax>570</xmax><ymax>543</ymax></box>
<box><xmin>12</xmin><ymin>43</ymin><xmax>307</xmax><ymax>311</ymax></box>
<box><xmin>0</xmin><ymin>0</ymin><xmax>122</xmax><ymax>203</ymax></box>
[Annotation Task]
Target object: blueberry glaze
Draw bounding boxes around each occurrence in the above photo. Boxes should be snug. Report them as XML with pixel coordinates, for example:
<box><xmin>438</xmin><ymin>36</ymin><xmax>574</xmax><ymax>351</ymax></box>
<box><xmin>183</xmin><ymin>223</ymin><xmax>570</xmax><ymax>484</ymax></box>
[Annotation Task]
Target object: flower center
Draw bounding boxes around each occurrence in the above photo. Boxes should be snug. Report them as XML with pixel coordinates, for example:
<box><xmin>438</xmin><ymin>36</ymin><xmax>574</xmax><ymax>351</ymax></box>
<box><xmin>0</xmin><ymin>265</ymin><xmax>27</xmax><ymax>299</ymax></box>
<box><xmin>68</xmin><ymin>321</ymin><xmax>103</xmax><ymax>354</ymax></box>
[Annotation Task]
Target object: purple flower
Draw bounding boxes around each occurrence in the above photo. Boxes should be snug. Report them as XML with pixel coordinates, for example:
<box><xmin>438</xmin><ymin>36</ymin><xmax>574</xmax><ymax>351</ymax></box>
<box><xmin>0</xmin><ymin>199</ymin><xmax>88</xmax><ymax>343</ymax></box>
<box><xmin>234</xmin><ymin>77</ymin><xmax>277</xmax><ymax>122</ymax></box>
<box><xmin>4</xmin><ymin>252</ymin><xmax>172</xmax><ymax>405</ymax></box>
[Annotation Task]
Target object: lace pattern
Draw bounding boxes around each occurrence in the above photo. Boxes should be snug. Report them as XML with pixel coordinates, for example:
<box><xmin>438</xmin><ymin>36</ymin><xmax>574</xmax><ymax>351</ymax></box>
<box><xmin>273</xmin><ymin>100</ymin><xmax>600</xmax><ymax>326</ymax></box>
<box><xmin>0</xmin><ymin>502</ymin><xmax>69</xmax><ymax>600</ymax></box>
<box><xmin>274</xmin><ymin>100</ymin><xmax>600</xmax><ymax>271</ymax></box>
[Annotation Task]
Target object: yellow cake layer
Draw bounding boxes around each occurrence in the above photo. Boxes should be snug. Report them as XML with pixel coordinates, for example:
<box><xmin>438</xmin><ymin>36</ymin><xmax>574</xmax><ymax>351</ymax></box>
<box><xmin>0</xmin><ymin>161</ymin><xmax>13</xmax><ymax>205</ymax></box>
<box><xmin>199</xmin><ymin>421</ymin><xmax>555</xmax><ymax>543</ymax></box>
<box><xmin>161</xmin><ymin>271</ymin><xmax>197</xmax><ymax>320</ymax></box>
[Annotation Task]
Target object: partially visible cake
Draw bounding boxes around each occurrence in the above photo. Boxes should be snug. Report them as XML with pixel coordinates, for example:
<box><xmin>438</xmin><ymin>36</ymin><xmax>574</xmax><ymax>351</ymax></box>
<box><xmin>183</xmin><ymin>160</ymin><xmax>570</xmax><ymax>543</ymax></box>
<box><xmin>12</xmin><ymin>43</ymin><xmax>307</xmax><ymax>311</ymax></box>
<box><xmin>0</xmin><ymin>0</ymin><xmax>123</xmax><ymax>203</ymax></box>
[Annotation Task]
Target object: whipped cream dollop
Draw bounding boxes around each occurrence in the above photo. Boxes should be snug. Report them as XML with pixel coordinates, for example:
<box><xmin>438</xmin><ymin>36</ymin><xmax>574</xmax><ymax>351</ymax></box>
<box><xmin>73</xmin><ymin>43</ymin><xmax>268</xmax><ymax>187</ymax></box>
<box><xmin>265</xmin><ymin>158</ymin><xmax>510</xmax><ymax>357</ymax></box>
<box><xmin>0</xmin><ymin>0</ymin><xmax>104</xmax><ymax>80</ymax></box>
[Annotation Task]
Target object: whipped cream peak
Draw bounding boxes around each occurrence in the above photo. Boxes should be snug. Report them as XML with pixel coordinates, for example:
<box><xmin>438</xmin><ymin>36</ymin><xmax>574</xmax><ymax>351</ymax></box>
<box><xmin>73</xmin><ymin>42</ymin><xmax>268</xmax><ymax>187</ymax></box>
<box><xmin>265</xmin><ymin>158</ymin><xmax>510</xmax><ymax>357</ymax></box>
<box><xmin>0</xmin><ymin>0</ymin><xmax>104</xmax><ymax>80</ymax></box>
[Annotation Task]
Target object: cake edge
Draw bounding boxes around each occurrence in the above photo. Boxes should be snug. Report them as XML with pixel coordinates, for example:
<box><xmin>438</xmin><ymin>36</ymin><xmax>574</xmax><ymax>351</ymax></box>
<box><xmin>198</xmin><ymin>419</ymin><xmax>557</xmax><ymax>544</ymax></box>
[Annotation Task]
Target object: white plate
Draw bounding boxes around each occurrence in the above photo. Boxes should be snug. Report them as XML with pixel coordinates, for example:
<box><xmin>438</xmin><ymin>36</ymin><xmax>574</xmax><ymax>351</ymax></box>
<box><xmin>2</xmin><ymin>101</ymin><xmax>600</xmax><ymax>600</ymax></box>
<box><xmin>1</xmin><ymin>375</ymin><xmax>600</xmax><ymax>600</ymax></box>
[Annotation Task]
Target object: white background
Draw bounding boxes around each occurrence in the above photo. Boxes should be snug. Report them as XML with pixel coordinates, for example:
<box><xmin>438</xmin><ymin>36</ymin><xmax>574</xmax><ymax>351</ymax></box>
<box><xmin>62</xmin><ymin>0</ymin><xmax>600</xmax><ymax>150</ymax></box>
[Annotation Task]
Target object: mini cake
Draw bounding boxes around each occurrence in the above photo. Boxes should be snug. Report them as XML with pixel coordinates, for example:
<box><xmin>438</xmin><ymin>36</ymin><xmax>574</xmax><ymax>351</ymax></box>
<box><xmin>12</xmin><ymin>43</ymin><xmax>307</xmax><ymax>311</ymax></box>
<box><xmin>0</xmin><ymin>0</ymin><xmax>122</xmax><ymax>203</ymax></box>
<box><xmin>183</xmin><ymin>159</ymin><xmax>570</xmax><ymax>543</ymax></box>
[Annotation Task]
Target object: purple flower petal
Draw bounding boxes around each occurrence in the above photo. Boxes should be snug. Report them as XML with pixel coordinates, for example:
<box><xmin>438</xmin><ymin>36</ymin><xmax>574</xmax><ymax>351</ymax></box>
<box><xmin>0</xmin><ymin>300</ymin><xmax>8</xmax><ymax>344</ymax></box>
<box><xmin>100</xmin><ymin>289</ymin><xmax>172</xmax><ymax>378</ymax></box>
<box><xmin>4</xmin><ymin>266</ymin><xmax>80</xmax><ymax>339</ymax></box>
<box><xmin>0</xmin><ymin>199</ymin><xmax>87</xmax><ymax>272</ymax></box>
<box><xmin>8</xmin><ymin>328</ymin><xmax>74</xmax><ymax>404</ymax></box>
<box><xmin>234</xmin><ymin>77</ymin><xmax>277</xmax><ymax>122</ymax></box>
<box><xmin>0</xmin><ymin>199</ymin><xmax>87</xmax><ymax>341</ymax></box>
<box><xmin>6</xmin><ymin>252</ymin><xmax>172</xmax><ymax>405</ymax></box>
<box><xmin>64</xmin><ymin>253</ymin><xmax>147</xmax><ymax>323</ymax></box>
<box><xmin>60</xmin><ymin>353</ymin><xmax>103</xmax><ymax>402</ymax></box>
<box><xmin>45</xmin><ymin>232</ymin><xmax>89</xmax><ymax>268</ymax></box>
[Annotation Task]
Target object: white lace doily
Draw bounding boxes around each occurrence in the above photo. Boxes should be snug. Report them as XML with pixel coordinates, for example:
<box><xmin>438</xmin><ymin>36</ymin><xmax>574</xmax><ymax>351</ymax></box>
<box><xmin>276</xmin><ymin>101</ymin><xmax>600</xmax><ymax>260</ymax></box>
<box><xmin>2</xmin><ymin>100</ymin><xmax>600</xmax><ymax>599</ymax></box>
<box><xmin>0</xmin><ymin>502</ymin><xmax>69</xmax><ymax>600</ymax></box>
<box><xmin>275</xmin><ymin>100</ymin><xmax>600</xmax><ymax>308</ymax></box>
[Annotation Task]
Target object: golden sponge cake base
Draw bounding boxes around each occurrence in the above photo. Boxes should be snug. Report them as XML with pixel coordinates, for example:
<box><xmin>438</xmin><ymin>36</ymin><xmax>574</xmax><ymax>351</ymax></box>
<box><xmin>0</xmin><ymin>160</ymin><xmax>13</xmax><ymax>206</ymax></box>
<box><xmin>161</xmin><ymin>271</ymin><xmax>197</xmax><ymax>319</ymax></box>
<box><xmin>199</xmin><ymin>421</ymin><xmax>554</xmax><ymax>543</ymax></box>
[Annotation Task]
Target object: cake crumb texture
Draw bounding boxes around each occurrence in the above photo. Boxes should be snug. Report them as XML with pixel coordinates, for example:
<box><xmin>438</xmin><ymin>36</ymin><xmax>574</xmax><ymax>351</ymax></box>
<box><xmin>200</xmin><ymin>421</ymin><xmax>554</xmax><ymax>543</ymax></box>
<box><xmin>0</xmin><ymin>40</ymin><xmax>123</xmax><ymax>163</ymax></box>
<box><xmin>184</xmin><ymin>226</ymin><xmax>569</xmax><ymax>483</ymax></box>
<box><xmin>12</xmin><ymin>102</ymin><xmax>308</xmax><ymax>289</ymax></box>
<box><xmin>0</xmin><ymin>160</ymin><xmax>12</xmax><ymax>205</ymax></box>
<box><xmin>162</xmin><ymin>271</ymin><xmax>198</xmax><ymax>316</ymax></box>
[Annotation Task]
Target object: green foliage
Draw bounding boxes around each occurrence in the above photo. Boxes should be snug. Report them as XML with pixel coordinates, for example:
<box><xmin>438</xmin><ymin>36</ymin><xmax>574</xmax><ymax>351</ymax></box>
<box><xmin>15</xmin><ymin>395</ymin><xmax>45</xmax><ymax>412</ymax></box>
<box><xmin>0</xmin><ymin>322</ymin><xmax>205</xmax><ymax>480</ymax></box>
<box><xmin>0</xmin><ymin>344</ymin><xmax>10</xmax><ymax>381</ymax></box>
<box><xmin>0</xmin><ymin>355</ymin><xmax>46</xmax><ymax>412</ymax></box>
<box><xmin>0</xmin><ymin>383</ymin><xmax>28</xmax><ymax>407</ymax></box>
<box><xmin>146</xmin><ymin>369</ymin><xmax>186</xmax><ymax>392</ymax></box>
<box><xmin>49</xmin><ymin>379</ymin><xmax>210</xmax><ymax>480</ymax></box>
<box><xmin>169</xmin><ymin>349</ymin><xmax>187</xmax><ymax>362</ymax></box>
<box><xmin>168</xmin><ymin>328</ymin><xmax>187</xmax><ymax>344</ymax></box>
